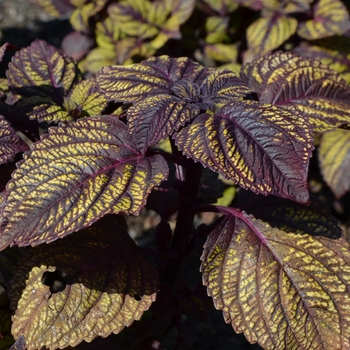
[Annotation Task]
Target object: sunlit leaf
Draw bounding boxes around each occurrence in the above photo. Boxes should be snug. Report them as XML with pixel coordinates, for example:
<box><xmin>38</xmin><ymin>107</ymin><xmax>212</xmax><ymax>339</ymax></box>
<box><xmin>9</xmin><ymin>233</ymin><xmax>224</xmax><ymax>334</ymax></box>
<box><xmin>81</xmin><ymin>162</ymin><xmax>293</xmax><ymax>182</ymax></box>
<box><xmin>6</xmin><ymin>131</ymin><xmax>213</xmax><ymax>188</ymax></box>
<box><xmin>205</xmin><ymin>16</ymin><xmax>230</xmax><ymax>44</ymax></box>
<box><xmin>240</xmin><ymin>51</ymin><xmax>350</xmax><ymax>132</ymax></box>
<box><xmin>29</xmin><ymin>77</ymin><xmax>108</xmax><ymax>123</ymax></box>
<box><xmin>97</xmin><ymin>55</ymin><xmax>215</xmax><ymax>103</ymax></box>
<box><xmin>0</xmin><ymin>116</ymin><xmax>168</xmax><ymax>249</ymax></box>
<box><xmin>10</xmin><ymin>215</ymin><xmax>158</xmax><ymax>349</ymax></box>
<box><xmin>246</xmin><ymin>14</ymin><xmax>297</xmax><ymax>59</ymax></box>
<box><xmin>0</xmin><ymin>115</ymin><xmax>29</xmax><ymax>165</ymax></box>
<box><xmin>319</xmin><ymin>128</ymin><xmax>350</xmax><ymax>198</ymax></box>
<box><xmin>7</xmin><ymin>39</ymin><xmax>81</xmax><ymax>96</ymax></box>
<box><xmin>204</xmin><ymin>43</ymin><xmax>238</xmax><ymax>64</ymax></box>
<box><xmin>298</xmin><ymin>0</ymin><xmax>350</xmax><ymax>40</ymax></box>
<box><xmin>175</xmin><ymin>101</ymin><xmax>313</xmax><ymax>203</ymax></box>
<box><xmin>201</xmin><ymin>208</ymin><xmax>350</xmax><ymax>349</ymax></box>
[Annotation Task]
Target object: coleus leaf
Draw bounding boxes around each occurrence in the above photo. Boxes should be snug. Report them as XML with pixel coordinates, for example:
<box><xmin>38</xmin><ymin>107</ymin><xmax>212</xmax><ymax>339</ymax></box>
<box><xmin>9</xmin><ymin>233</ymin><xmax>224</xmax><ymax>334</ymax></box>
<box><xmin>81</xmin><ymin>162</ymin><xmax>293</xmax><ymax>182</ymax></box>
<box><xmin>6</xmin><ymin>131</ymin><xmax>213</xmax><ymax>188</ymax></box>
<box><xmin>201</xmin><ymin>0</ymin><xmax>238</xmax><ymax>16</ymax></box>
<box><xmin>9</xmin><ymin>215</ymin><xmax>158</xmax><ymax>349</ymax></box>
<box><xmin>201</xmin><ymin>208</ymin><xmax>350</xmax><ymax>349</ymax></box>
<box><xmin>293</xmin><ymin>42</ymin><xmax>350</xmax><ymax>84</ymax></box>
<box><xmin>28</xmin><ymin>77</ymin><xmax>108</xmax><ymax>123</ymax></box>
<box><xmin>298</xmin><ymin>0</ymin><xmax>350</xmax><ymax>40</ymax></box>
<box><xmin>0</xmin><ymin>43</ymin><xmax>8</xmax><ymax>62</ymax></box>
<box><xmin>175</xmin><ymin>101</ymin><xmax>313</xmax><ymax>203</ymax></box>
<box><xmin>31</xmin><ymin>0</ymin><xmax>75</xmax><ymax>17</ymax></box>
<box><xmin>69</xmin><ymin>0</ymin><xmax>108</xmax><ymax>33</ymax></box>
<box><xmin>236</xmin><ymin>192</ymin><xmax>342</xmax><ymax>238</ymax></box>
<box><xmin>0</xmin><ymin>115</ymin><xmax>29</xmax><ymax>165</ymax></box>
<box><xmin>246</xmin><ymin>14</ymin><xmax>298</xmax><ymax>60</ymax></box>
<box><xmin>0</xmin><ymin>116</ymin><xmax>168</xmax><ymax>250</ymax></box>
<box><xmin>7</xmin><ymin>39</ymin><xmax>81</xmax><ymax>98</ymax></box>
<box><xmin>319</xmin><ymin>128</ymin><xmax>350</xmax><ymax>198</ymax></box>
<box><xmin>127</xmin><ymin>69</ymin><xmax>250</xmax><ymax>152</ymax></box>
<box><xmin>97</xmin><ymin>55</ymin><xmax>216</xmax><ymax>103</ymax></box>
<box><xmin>240</xmin><ymin>51</ymin><xmax>350</xmax><ymax>132</ymax></box>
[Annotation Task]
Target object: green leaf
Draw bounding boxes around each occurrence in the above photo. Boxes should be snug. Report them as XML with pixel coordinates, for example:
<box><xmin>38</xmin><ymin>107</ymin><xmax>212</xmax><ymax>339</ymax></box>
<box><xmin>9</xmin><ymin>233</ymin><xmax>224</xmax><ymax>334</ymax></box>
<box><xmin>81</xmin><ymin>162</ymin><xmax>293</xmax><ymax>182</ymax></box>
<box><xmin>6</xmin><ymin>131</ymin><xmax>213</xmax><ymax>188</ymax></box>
<box><xmin>201</xmin><ymin>209</ymin><xmax>350</xmax><ymax>349</ymax></box>
<box><xmin>175</xmin><ymin>101</ymin><xmax>313</xmax><ymax>203</ymax></box>
<box><xmin>298</xmin><ymin>0</ymin><xmax>350</xmax><ymax>40</ymax></box>
<box><xmin>246</xmin><ymin>14</ymin><xmax>298</xmax><ymax>59</ymax></box>
<box><xmin>0</xmin><ymin>115</ymin><xmax>29</xmax><ymax>165</ymax></box>
<box><xmin>31</xmin><ymin>0</ymin><xmax>75</xmax><ymax>17</ymax></box>
<box><xmin>319</xmin><ymin>128</ymin><xmax>350</xmax><ymax>198</ymax></box>
<box><xmin>240</xmin><ymin>51</ymin><xmax>350</xmax><ymax>132</ymax></box>
<box><xmin>10</xmin><ymin>215</ymin><xmax>158</xmax><ymax>349</ymax></box>
<box><xmin>0</xmin><ymin>116</ymin><xmax>168</xmax><ymax>249</ymax></box>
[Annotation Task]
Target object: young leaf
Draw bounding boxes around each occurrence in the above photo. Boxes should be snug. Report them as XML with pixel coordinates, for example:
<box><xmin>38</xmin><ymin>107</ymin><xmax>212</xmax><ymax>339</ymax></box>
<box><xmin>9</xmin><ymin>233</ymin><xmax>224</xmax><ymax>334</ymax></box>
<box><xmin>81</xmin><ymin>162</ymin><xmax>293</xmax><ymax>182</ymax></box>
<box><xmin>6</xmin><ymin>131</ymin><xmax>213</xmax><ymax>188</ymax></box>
<box><xmin>0</xmin><ymin>115</ymin><xmax>29</xmax><ymax>165</ymax></box>
<box><xmin>175</xmin><ymin>101</ymin><xmax>313</xmax><ymax>203</ymax></box>
<box><xmin>240</xmin><ymin>51</ymin><xmax>350</xmax><ymax>132</ymax></box>
<box><xmin>97</xmin><ymin>55</ymin><xmax>215</xmax><ymax>103</ymax></box>
<box><xmin>10</xmin><ymin>215</ymin><xmax>159</xmax><ymax>349</ymax></box>
<box><xmin>127</xmin><ymin>69</ymin><xmax>250</xmax><ymax>152</ymax></box>
<box><xmin>319</xmin><ymin>128</ymin><xmax>350</xmax><ymax>198</ymax></box>
<box><xmin>0</xmin><ymin>116</ymin><xmax>168</xmax><ymax>250</ymax></box>
<box><xmin>201</xmin><ymin>209</ymin><xmax>350</xmax><ymax>349</ymax></box>
<box><xmin>246</xmin><ymin>14</ymin><xmax>297</xmax><ymax>59</ymax></box>
<box><xmin>298</xmin><ymin>0</ymin><xmax>350</xmax><ymax>40</ymax></box>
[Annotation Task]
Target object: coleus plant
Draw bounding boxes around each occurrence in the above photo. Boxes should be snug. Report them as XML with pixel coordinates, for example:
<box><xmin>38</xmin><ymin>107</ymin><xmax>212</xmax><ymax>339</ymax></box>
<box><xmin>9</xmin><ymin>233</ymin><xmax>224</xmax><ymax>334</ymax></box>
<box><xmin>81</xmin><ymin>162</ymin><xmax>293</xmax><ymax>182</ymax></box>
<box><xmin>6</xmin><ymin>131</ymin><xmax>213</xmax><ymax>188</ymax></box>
<box><xmin>1</xmin><ymin>38</ymin><xmax>350</xmax><ymax>350</ymax></box>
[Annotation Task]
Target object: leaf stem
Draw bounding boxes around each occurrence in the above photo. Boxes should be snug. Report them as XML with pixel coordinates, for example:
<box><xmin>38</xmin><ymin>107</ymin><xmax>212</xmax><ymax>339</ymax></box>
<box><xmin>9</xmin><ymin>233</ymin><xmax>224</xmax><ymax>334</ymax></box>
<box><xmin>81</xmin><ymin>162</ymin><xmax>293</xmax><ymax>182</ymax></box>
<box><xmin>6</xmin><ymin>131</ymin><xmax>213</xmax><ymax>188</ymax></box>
<box><xmin>162</xmin><ymin>157</ymin><xmax>202</xmax><ymax>289</ymax></box>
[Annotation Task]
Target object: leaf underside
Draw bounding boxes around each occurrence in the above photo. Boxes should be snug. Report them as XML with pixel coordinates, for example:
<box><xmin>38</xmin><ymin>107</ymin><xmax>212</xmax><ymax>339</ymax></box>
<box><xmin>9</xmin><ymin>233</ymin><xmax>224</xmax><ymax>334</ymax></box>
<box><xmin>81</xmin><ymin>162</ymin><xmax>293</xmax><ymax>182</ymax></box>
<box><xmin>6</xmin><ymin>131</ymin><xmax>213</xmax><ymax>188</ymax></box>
<box><xmin>201</xmin><ymin>210</ymin><xmax>350</xmax><ymax>350</ymax></box>
<box><xmin>0</xmin><ymin>115</ymin><xmax>168</xmax><ymax>250</ymax></box>
<box><xmin>10</xmin><ymin>215</ymin><xmax>158</xmax><ymax>349</ymax></box>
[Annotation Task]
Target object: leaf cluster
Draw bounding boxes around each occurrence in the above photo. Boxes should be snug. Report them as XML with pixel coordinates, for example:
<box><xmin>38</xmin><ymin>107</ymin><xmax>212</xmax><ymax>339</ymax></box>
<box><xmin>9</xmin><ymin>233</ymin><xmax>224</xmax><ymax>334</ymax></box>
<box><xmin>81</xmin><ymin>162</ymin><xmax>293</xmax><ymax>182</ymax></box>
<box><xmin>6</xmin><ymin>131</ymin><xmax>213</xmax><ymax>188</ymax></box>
<box><xmin>1</xmin><ymin>0</ymin><xmax>350</xmax><ymax>349</ymax></box>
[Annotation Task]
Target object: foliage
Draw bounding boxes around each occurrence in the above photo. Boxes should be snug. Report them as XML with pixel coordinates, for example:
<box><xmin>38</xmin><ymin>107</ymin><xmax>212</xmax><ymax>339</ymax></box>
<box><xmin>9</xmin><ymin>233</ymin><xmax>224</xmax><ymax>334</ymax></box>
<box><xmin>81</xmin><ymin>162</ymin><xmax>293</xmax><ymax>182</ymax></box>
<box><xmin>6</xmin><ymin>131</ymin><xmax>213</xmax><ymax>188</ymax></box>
<box><xmin>1</xmin><ymin>0</ymin><xmax>350</xmax><ymax>349</ymax></box>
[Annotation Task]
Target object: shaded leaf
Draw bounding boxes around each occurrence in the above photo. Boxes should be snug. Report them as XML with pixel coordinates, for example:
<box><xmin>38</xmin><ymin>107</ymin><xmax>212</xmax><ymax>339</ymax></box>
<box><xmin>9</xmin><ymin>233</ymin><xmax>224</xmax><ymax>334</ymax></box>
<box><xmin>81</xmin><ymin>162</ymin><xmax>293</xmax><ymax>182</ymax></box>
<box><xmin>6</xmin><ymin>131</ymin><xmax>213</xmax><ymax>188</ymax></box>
<box><xmin>201</xmin><ymin>209</ymin><xmax>350</xmax><ymax>349</ymax></box>
<box><xmin>298</xmin><ymin>0</ymin><xmax>350</xmax><ymax>40</ymax></box>
<box><xmin>319</xmin><ymin>128</ymin><xmax>350</xmax><ymax>198</ymax></box>
<box><xmin>9</xmin><ymin>335</ymin><xmax>26</xmax><ymax>350</ymax></box>
<box><xmin>0</xmin><ymin>308</ymin><xmax>15</xmax><ymax>348</ymax></box>
<box><xmin>237</xmin><ymin>192</ymin><xmax>342</xmax><ymax>238</ymax></box>
<box><xmin>0</xmin><ymin>115</ymin><xmax>29</xmax><ymax>165</ymax></box>
<box><xmin>0</xmin><ymin>116</ymin><xmax>168</xmax><ymax>249</ymax></box>
<box><xmin>10</xmin><ymin>215</ymin><xmax>158</xmax><ymax>349</ymax></box>
<box><xmin>204</xmin><ymin>43</ymin><xmax>238</xmax><ymax>64</ymax></box>
<box><xmin>240</xmin><ymin>51</ymin><xmax>350</xmax><ymax>132</ymax></box>
<box><xmin>97</xmin><ymin>55</ymin><xmax>214</xmax><ymax>103</ymax></box>
<box><xmin>246</xmin><ymin>14</ymin><xmax>297</xmax><ymax>60</ymax></box>
<box><xmin>202</xmin><ymin>0</ymin><xmax>238</xmax><ymax>16</ymax></box>
<box><xmin>175</xmin><ymin>101</ymin><xmax>313</xmax><ymax>203</ymax></box>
